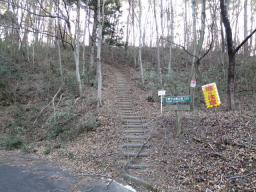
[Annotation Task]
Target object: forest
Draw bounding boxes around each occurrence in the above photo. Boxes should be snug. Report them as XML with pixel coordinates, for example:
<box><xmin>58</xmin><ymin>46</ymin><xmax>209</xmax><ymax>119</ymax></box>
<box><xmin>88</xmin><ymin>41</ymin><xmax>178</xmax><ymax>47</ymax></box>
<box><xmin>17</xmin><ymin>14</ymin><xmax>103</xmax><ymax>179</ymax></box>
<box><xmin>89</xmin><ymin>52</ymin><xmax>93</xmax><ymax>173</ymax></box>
<box><xmin>0</xmin><ymin>0</ymin><xmax>255</xmax><ymax>191</ymax></box>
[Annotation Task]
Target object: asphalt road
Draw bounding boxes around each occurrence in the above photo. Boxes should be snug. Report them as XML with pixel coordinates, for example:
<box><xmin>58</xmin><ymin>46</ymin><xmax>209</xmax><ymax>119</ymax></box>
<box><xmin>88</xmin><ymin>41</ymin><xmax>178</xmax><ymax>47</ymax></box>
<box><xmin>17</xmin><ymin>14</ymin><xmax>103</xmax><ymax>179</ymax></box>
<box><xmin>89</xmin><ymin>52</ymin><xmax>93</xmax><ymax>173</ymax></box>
<box><xmin>0</xmin><ymin>151</ymin><xmax>136</xmax><ymax>192</ymax></box>
<box><xmin>0</xmin><ymin>163</ymin><xmax>74</xmax><ymax>192</ymax></box>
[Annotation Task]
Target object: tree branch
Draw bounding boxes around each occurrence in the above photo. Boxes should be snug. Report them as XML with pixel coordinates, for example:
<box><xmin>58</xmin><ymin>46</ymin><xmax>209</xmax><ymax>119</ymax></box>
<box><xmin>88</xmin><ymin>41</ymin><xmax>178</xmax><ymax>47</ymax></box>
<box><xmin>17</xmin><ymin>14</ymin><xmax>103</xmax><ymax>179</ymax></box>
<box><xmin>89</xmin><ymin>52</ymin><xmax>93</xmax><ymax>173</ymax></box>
<box><xmin>165</xmin><ymin>39</ymin><xmax>199</xmax><ymax>60</ymax></box>
<box><xmin>234</xmin><ymin>28</ymin><xmax>256</xmax><ymax>54</ymax></box>
<box><xmin>0</xmin><ymin>24</ymin><xmax>73</xmax><ymax>47</ymax></box>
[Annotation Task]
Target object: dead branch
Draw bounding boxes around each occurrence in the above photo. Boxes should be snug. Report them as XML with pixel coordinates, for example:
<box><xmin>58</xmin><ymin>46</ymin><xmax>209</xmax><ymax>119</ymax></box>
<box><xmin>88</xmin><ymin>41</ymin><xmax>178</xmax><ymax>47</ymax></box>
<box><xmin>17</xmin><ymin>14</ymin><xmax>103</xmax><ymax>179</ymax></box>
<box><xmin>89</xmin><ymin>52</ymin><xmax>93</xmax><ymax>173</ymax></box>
<box><xmin>33</xmin><ymin>87</ymin><xmax>62</xmax><ymax>125</ymax></box>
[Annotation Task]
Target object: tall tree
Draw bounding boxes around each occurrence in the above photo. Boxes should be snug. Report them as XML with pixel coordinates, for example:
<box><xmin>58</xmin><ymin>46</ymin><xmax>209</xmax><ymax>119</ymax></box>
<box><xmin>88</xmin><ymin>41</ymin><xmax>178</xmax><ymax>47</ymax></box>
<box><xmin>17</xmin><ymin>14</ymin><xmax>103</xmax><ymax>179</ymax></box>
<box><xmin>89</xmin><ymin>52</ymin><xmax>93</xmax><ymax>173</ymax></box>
<box><xmin>220</xmin><ymin>0</ymin><xmax>256</xmax><ymax>110</ymax></box>
<box><xmin>132</xmin><ymin>0</ymin><xmax>136</xmax><ymax>67</ymax></box>
<box><xmin>167</xmin><ymin>0</ymin><xmax>174</xmax><ymax>78</ymax></box>
<box><xmin>46</xmin><ymin>0</ymin><xmax>53</xmax><ymax>46</ymax></box>
<box><xmin>96</xmin><ymin>0</ymin><xmax>105</xmax><ymax>107</ymax></box>
<box><xmin>153</xmin><ymin>0</ymin><xmax>162</xmax><ymax>85</ymax></box>
<box><xmin>138</xmin><ymin>0</ymin><xmax>144</xmax><ymax>85</ymax></box>
<box><xmin>244</xmin><ymin>0</ymin><xmax>248</xmax><ymax>54</ymax></box>
<box><xmin>190</xmin><ymin>0</ymin><xmax>197</xmax><ymax>108</ymax></box>
<box><xmin>56</xmin><ymin>0</ymin><xmax>64</xmax><ymax>83</ymax></box>
<box><xmin>89</xmin><ymin>0</ymin><xmax>98</xmax><ymax>75</ymax></box>
<box><xmin>184</xmin><ymin>0</ymin><xmax>188</xmax><ymax>50</ymax></box>
<box><xmin>74</xmin><ymin>0</ymin><xmax>83</xmax><ymax>97</ymax></box>
<box><xmin>190</xmin><ymin>0</ymin><xmax>206</xmax><ymax>109</ymax></box>
<box><xmin>125</xmin><ymin>0</ymin><xmax>131</xmax><ymax>56</ymax></box>
<box><xmin>82</xmin><ymin>1</ymin><xmax>89</xmax><ymax>78</ymax></box>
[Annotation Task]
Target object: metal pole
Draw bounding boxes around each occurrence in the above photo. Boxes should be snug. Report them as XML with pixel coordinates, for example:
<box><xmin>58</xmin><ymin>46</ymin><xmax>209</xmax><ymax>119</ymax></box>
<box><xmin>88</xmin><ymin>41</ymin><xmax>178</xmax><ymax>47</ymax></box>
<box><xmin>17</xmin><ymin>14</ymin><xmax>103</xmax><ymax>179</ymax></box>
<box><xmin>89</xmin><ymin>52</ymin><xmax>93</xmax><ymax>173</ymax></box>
<box><xmin>214</xmin><ymin>106</ymin><xmax>223</xmax><ymax>142</ymax></box>
<box><xmin>161</xmin><ymin>95</ymin><xmax>163</xmax><ymax>114</ymax></box>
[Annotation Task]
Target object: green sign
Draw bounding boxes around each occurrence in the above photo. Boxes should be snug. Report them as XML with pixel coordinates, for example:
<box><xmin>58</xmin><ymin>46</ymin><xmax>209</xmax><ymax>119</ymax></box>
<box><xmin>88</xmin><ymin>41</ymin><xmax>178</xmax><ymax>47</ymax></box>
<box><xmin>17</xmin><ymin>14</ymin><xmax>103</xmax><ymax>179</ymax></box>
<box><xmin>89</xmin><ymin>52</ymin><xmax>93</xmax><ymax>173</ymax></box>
<box><xmin>163</xmin><ymin>96</ymin><xmax>191</xmax><ymax>104</ymax></box>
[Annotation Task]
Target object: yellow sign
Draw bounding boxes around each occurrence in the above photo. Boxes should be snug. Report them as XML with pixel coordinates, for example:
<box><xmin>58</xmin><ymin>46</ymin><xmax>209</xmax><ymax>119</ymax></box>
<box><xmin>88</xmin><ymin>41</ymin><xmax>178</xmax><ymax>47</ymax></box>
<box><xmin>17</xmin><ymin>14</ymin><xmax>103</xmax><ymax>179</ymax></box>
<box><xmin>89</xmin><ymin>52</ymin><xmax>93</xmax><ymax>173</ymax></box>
<box><xmin>202</xmin><ymin>83</ymin><xmax>221</xmax><ymax>108</ymax></box>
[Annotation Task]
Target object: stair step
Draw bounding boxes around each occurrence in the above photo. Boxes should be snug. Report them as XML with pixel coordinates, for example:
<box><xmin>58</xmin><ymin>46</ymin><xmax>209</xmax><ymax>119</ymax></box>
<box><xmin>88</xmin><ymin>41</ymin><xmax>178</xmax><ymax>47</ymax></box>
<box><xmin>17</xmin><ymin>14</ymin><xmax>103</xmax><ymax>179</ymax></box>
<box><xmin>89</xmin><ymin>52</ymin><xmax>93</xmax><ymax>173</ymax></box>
<box><xmin>117</xmin><ymin>98</ymin><xmax>130</xmax><ymax>100</ymax></box>
<box><xmin>124</xmin><ymin>129</ymin><xmax>146</xmax><ymax>133</ymax></box>
<box><xmin>123</xmin><ymin>152</ymin><xmax>149</xmax><ymax>157</ymax></box>
<box><xmin>119</xmin><ymin>108</ymin><xmax>133</xmax><ymax>110</ymax></box>
<box><xmin>122</xmin><ymin>116</ymin><xmax>145</xmax><ymax>119</ymax></box>
<box><xmin>123</xmin><ymin>124</ymin><xmax>147</xmax><ymax>128</ymax></box>
<box><xmin>120</xmin><ymin>111</ymin><xmax>133</xmax><ymax>113</ymax></box>
<box><xmin>123</xmin><ymin>120</ymin><xmax>146</xmax><ymax>124</ymax></box>
<box><xmin>117</xmin><ymin>93</ymin><xmax>128</xmax><ymax>94</ymax></box>
<box><xmin>126</xmin><ymin>164</ymin><xmax>150</xmax><ymax>169</ymax></box>
<box><xmin>122</xmin><ymin>143</ymin><xmax>149</xmax><ymax>148</ymax></box>
<box><xmin>118</xmin><ymin>101</ymin><xmax>130</xmax><ymax>103</ymax></box>
<box><xmin>119</xmin><ymin>106</ymin><xmax>132</xmax><ymax>108</ymax></box>
<box><xmin>123</xmin><ymin>136</ymin><xmax>148</xmax><ymax>140</ymax></box>
<box><xmin>121</xmin><ymin>174</ymin><xmax>147</xmax><ymax>185</ymax></box>
<box><xmin>122</xmin><ymin>112</ymin><xmax>134</xmax><ymax>115</ymax></box>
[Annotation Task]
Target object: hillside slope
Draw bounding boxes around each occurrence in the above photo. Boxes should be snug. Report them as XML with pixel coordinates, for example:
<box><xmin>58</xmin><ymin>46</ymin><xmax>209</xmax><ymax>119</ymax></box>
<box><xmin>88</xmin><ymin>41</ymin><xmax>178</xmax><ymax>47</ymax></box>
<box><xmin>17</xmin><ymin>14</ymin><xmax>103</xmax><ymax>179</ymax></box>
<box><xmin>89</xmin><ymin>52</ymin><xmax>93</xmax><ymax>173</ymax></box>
<box><xmin>1</xmin><ymin>62</ymin><xmax>255</xmax><ymax>191</ymax></box>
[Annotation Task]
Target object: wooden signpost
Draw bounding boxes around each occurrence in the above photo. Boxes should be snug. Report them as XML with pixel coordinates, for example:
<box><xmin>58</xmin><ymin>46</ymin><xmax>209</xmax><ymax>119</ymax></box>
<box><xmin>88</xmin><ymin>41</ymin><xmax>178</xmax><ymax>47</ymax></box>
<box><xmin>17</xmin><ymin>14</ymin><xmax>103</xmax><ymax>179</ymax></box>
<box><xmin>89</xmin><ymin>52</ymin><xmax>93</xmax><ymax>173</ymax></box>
<box><xmin>163</xmin><ymin>96</ymin><xmax>191</xmax><ymax>135</ymax></box>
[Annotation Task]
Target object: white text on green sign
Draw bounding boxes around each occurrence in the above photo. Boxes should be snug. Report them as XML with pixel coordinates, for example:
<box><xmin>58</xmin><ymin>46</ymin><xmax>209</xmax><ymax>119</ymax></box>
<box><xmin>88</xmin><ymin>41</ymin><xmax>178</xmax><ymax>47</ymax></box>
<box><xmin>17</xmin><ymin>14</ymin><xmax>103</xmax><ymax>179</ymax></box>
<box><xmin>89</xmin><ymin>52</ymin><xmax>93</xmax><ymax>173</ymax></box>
<box><xmin>163</xmin><ymin>96</ymin><xmax>191</xmax><ymax>103</ymax></box>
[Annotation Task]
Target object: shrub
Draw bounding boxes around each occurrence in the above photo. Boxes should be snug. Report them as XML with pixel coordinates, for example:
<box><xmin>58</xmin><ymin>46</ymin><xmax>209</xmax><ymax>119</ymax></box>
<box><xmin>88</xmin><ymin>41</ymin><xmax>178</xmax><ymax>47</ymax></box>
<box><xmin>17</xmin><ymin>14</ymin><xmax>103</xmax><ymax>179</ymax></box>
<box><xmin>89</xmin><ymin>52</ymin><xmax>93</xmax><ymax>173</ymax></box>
<box><xmin>0</xmin><ymin>137</ymin><xmax>23</xmax><ymax>150</ymax></box>
<box><xmin>22</xmin><ymin>145</ymin><xmax>38</xmax><ymax>154</ymax></box>
<box><xmin>69</xmin><ymin>115</ymin><xmax>101</xmax><ymax>140</ymax></box>
<box><xmin>46</xmin><ymin>110</ymin><xmax>76</xmax><ymax>139</ymax></box>
<box><xmin>43</xmin><ymin>147</ymin><xmax>51</xmax><ymax>155</ymax></box>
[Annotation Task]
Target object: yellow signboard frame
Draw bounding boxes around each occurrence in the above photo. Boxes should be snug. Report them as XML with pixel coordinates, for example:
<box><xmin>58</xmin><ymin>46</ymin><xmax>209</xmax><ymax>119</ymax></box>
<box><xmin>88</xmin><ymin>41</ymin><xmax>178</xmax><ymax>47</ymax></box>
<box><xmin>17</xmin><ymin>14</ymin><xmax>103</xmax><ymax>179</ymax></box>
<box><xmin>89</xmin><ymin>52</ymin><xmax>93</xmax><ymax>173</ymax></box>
<box><xmin>202</xmin><ymin>82</ymin><xmax>221</xmax><ymax>108</ymax></box>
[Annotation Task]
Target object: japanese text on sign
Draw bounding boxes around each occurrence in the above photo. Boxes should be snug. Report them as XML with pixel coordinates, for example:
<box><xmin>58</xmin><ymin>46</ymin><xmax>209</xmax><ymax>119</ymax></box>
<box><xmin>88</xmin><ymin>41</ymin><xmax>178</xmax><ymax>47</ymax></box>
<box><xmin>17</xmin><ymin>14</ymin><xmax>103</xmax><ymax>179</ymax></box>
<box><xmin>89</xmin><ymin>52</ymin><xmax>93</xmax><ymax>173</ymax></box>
<box><xmin>202</xmin><ymin>83</ymin><xmax>221</xmax><ymax>108</ymax></box>
<box><xmin>163</xmin><ymin>96</ymin><xmax>191</xmax><ymax>103</ymax></box>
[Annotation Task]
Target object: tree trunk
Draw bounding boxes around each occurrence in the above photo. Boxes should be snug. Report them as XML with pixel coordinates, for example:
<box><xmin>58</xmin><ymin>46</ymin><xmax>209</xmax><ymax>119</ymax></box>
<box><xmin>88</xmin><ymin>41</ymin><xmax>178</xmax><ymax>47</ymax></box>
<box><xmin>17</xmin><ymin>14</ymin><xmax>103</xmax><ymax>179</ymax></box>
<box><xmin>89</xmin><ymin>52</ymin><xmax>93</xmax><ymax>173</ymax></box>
<box><xmin>96</xmin><ymin>0</ymin><xmax>105</xmax><ymax>108</ymax></box>
<box><xmin>74</xmin><ymin>0</ymin><xmax>83</xmax><ymax>97</ymax></box>
<box><xmin>167</xmin><ymin>0</ymin><xmax>174</xmax><ymax>78</ymax></box>
<box><xmin>190</xmin><ymin>0</ymin><xmax>197</xmax><ymax>108</ymax></box>
<box><xmin>153</xmin><ymin>0</ymin><xmax>162</xmax><ymax>85</ymax></box>
<box><xmin>249</xmin><ymin>0</ymin><xmax>254</xmax><ymax>53</ymax></box>
<box><xmin>138</xmin><ymin>0</ymin><xmax>144</xmax><ymax>85</ymax></box>
<box><xmin>126</xmin><ymin>0</ymin><xmax>131</xmax><ymax>56</ymax></box>
<box><xmin>47</xmin><ymin>0</ymin><xmax>53</xmax><ymax>46</ymax></box>
<box><xmin>132</xmin><ymin>0</ymin><xmax>137</xmax><ymax>67</ymax></box>
<box><xmin>244</xmin><ymin>0</ymin><xmax>248</xmax><ymax>54</ymax></box>
<box><xmin>194</xmin><ymin>0</ymin><xmax>206</xmax><ymax>76</ymax></box>
<box><xmin>234</xmin><ymin>0</ymin><xmax>241</xmax><ymax>45</ymax></box>
<box><xmin>160</xmin><ymin>0</ymin><xmax>164</xmax><ymax>48</ymax></box>
<box><xmin>220</xmin><ymin>0</ymin><xmax>235</xmax><ymax>110</ymax></box>
<box><xmin>220</xmin><ymin>17</ymin><xmax>226</xmax><ymax>80</ymax></box>
<box><xmin>57</xmin><ymin>0</ymin><xmax>63</xmax><ymax>83</ymax></box>
<box><xmin>89</xmin><ymin>8</ymin><xmax>97</xmax><ymax>75</ymax></box>
<box><xmin>227</xmin><ymin>53</ymin><xmax>235</xmax><ymax>110</ymax></box>
<box><xmin>184</xmin><ymin>0</ymin><xmax>188</xmax><ymax>49</ymax></box>
<box><xmin>82</xmin><ymin>1</ymin><xmax>89</xmax><ymax>79</ymax></box>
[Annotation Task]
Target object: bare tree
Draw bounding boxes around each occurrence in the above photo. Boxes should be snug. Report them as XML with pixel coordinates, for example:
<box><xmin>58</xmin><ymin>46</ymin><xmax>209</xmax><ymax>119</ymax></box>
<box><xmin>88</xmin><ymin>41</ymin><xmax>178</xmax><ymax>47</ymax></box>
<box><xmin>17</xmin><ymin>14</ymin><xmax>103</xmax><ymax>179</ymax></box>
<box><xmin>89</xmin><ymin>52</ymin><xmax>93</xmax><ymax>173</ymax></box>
<box><xmin>74</xmin><ymin>0</ymin><xmax>83</xmax><ymax>97</ymax></box>
<box><xmin>56</xmin><ymin>0</ymin><xmax>63</xmax><ymax>83</ymax></box>
<box><xmin>82</xmin><ymin>1</ymin><xmax>89</xmax><ymax>78</ymax></box>
<box><xmin>167</xmin><ymin>0</ymin><xmax>174</xmax><ymax>78</ymax></box>
<box><xmin>244</xmin><ymin>0</ymin><xmax>248</xmax><ymax>54</ymax></box>
<box><xmin>96</xmin><ymin>0</ymin><xmax>105</xmax><ymax>108</ymax></box>
<box><xmin>190</xmin><ymin>0</ymin><xmax>206</xmax><ymax>109</ymax></box>
<box><xmin>138</xmin><ymin>0</ymin><xmax>144</xmax><ymax>85</ymax></box>
<box><xmin>132</xmin><ymin>0</ymin><xmax>137</xmax><ymax>67</ymax></box>
<box><xmin>220</xmin><ymin>0</ymin><xmax>256</xmax><ymax>110</ymax></box>
<box><xmin>89</xmin><ymin>3</ymin><xmax>97</xmax><ymax>75</ymax></box>
<box><xmin>153</xmin><ymin>0</ymin><xmax>162</xmax><ymax>85</ymax></box>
